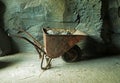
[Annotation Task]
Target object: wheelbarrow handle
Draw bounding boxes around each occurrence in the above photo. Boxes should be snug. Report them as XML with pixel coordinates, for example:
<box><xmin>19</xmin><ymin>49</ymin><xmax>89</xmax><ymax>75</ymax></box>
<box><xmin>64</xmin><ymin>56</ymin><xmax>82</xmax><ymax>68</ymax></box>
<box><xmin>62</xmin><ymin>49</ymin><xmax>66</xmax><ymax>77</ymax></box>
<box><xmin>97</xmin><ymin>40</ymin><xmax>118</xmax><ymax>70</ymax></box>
<box><xmin>10</xmin><ymin>34</ymin><xmax>46</xmax><ymax>54</ymax></box>
<box><xmin>18</xmin><ymin>28</ymin><xmax>44</xmax><ymax>48</ymax></box>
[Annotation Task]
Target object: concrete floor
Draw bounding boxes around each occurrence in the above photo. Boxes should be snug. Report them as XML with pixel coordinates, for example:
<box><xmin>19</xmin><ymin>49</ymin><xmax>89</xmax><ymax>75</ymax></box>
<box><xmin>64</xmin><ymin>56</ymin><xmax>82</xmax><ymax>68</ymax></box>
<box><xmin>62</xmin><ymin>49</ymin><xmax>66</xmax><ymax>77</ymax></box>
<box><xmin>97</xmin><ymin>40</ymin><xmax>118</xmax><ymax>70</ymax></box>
<box><xmin>0</xmin><ymin>53</ymin><xmax>120</xmax><ymax>83</ymax></box>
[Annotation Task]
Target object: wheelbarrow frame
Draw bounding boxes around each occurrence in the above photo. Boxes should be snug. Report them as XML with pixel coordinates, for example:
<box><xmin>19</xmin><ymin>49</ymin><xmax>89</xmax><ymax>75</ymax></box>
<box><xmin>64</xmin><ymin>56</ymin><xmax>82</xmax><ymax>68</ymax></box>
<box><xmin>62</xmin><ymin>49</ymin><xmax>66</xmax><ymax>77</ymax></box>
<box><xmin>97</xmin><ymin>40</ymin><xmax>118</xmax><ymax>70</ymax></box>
<box><xmin>10</xmin><ymin>28</ymin><xmax>86</xmax><ymax>70</ymax></box>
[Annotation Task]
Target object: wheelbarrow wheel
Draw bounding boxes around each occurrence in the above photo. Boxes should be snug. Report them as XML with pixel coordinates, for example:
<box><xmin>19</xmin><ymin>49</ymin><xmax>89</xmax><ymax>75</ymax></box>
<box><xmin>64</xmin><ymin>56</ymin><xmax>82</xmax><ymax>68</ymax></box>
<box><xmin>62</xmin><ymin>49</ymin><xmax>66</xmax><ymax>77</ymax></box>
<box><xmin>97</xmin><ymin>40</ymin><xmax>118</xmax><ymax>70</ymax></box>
<box><xmin>62</xmin><ymin>45</ymin><xmax>82</xmax><ymax>62</ymax></box>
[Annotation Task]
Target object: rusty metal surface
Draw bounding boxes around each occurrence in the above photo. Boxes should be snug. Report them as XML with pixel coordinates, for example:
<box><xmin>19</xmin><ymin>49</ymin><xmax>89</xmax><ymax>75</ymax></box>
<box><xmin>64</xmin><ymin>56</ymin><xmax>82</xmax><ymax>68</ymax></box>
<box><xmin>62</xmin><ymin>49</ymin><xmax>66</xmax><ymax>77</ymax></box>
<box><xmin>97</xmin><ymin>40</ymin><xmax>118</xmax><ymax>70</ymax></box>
<box><xmin>43</xmin><ymin>28</ymin><xmax>86</xmax><ymax>58</ymax></box>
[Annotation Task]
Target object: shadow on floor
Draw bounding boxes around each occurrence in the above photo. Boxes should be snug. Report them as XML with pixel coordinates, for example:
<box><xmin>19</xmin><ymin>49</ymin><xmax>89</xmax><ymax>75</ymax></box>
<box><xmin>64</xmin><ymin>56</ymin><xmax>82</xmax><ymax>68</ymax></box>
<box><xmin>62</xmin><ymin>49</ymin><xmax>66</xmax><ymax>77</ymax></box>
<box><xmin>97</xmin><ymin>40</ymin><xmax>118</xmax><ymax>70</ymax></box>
<box><xmin>81</xmin><ymin>36</ymin><xmax>120</xmax><ymax>60</ymax></box>
<box><xmin>0</xmin><ymin>61</ymin><xmax>14</xmax><ymax>69</ymax></box>
<box><xmin>0</xmin><ymin>55</ymin><xmax>25</xmax><ymax>69</ymax></box>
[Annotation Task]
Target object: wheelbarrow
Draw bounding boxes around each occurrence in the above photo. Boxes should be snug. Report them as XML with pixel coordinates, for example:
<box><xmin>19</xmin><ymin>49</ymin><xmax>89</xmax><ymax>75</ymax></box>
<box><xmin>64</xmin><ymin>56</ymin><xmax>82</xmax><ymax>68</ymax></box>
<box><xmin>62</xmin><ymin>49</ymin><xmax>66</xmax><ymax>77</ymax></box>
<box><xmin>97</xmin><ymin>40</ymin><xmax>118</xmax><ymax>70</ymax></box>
<box><xmin>10</xmin><ymin>28</ymin><xmax>86</xmax><ymax>70</ymax></box>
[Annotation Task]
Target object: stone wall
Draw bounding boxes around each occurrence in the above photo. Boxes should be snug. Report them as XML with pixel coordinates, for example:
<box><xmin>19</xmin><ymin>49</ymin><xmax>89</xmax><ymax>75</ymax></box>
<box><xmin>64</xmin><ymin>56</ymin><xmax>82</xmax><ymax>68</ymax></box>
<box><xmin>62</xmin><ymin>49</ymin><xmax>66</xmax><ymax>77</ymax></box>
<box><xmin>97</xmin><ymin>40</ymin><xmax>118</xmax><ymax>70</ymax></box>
<box><xmin>97</xmin><ymin>0</ymin><xmax>120</xmax><ymax>56</ymax></box>
<box><xmin>1</xmin><ymin>0</ymin><xmax>102</xmax><ymax>52</ymax></box>
<box><xmin>108</xmin><ymin>0</ymin><xmax>120</xmax><ymax>47</ymax></box>
<box><xmin>0</xmin><ymin>1</ymin><xmax>12</xmax><ymax>56</ymax></box>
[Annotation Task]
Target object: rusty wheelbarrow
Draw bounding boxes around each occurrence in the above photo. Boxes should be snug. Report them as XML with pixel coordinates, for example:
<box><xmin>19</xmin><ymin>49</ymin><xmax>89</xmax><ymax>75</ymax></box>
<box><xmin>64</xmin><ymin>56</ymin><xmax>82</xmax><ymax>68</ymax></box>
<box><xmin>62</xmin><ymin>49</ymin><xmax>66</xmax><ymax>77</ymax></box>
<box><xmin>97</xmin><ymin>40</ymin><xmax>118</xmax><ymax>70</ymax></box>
<box><xmin>11</xmin><ymin>28</ymin><xmax>86</xmax><ymax>70</ymax></box>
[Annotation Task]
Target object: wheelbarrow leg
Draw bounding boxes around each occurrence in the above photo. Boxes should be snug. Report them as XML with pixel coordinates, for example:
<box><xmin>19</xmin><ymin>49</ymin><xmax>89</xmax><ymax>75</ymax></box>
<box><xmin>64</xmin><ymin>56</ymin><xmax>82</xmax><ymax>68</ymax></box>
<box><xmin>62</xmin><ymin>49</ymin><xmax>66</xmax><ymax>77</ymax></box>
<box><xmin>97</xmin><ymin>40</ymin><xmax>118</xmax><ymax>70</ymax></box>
<box><xmin>41</xmin><ymin>53</ymin><xmax>52</xmax><ymax>70</ymax></box>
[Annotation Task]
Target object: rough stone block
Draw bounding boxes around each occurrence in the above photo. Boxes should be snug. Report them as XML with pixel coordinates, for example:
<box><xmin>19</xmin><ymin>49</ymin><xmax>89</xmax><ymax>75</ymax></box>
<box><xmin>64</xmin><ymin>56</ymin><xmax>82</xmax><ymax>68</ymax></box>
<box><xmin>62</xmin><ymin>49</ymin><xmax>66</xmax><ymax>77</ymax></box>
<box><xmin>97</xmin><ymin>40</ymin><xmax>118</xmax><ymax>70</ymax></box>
<box><xmin>2</xmin><ymin>0</ymin><xmax>102</xmax><ymax>52</ymax></box>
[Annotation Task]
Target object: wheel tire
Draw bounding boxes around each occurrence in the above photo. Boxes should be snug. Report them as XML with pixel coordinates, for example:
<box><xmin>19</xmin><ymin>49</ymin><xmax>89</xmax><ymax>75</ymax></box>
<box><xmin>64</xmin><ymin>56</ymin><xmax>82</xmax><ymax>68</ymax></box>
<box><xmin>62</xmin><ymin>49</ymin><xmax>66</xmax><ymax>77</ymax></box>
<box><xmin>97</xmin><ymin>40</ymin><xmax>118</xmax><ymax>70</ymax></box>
<box><xmin>62</xmin><ymin>45</ymin><xmax>82</xmax><ymax>62</ymax></box>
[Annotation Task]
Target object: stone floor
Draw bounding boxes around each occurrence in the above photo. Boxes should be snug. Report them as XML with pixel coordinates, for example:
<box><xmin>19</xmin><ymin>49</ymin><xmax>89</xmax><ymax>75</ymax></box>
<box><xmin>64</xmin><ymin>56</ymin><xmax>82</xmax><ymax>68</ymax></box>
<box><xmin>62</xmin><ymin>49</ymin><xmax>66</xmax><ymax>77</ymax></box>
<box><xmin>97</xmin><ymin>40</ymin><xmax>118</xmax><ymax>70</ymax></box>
<box><xmin>0</xmin><ymin>53</ymin><xmax>120</xmax><ymax>83</ymax></box>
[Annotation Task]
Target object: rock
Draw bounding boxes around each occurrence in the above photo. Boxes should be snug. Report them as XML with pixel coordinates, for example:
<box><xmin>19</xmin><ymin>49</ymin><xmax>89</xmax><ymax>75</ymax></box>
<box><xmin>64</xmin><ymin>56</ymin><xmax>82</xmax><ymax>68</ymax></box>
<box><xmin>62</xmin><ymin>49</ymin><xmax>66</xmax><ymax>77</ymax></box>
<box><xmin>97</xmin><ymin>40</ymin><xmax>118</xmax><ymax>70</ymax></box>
<box><xmin>2</xmin><ymin>0</ymin><xmax>102</xmax><ymax>52</ymax></box>
<box><xmin>100</xmin><ymin>0</ymin><xmax>120</xmax><ymax>54</ymax></box>
<box><xmin>0</xmin><ymin>28</ymin><xmax>12</xmax><ymax>56</ymax></box>
<box><xmin>47</xmin><ymin>29</ymin><xmax>71</xmax><ymax>35</ymax></box>
<box><xmin>108</xmin><ymin>0</ymin><xmax>120</xmax><ymax>34</ymax></box>
<box><xmin>0</xmin><ymin>1</ymin><xmax>12</xmax><ymax>56</ymax></box>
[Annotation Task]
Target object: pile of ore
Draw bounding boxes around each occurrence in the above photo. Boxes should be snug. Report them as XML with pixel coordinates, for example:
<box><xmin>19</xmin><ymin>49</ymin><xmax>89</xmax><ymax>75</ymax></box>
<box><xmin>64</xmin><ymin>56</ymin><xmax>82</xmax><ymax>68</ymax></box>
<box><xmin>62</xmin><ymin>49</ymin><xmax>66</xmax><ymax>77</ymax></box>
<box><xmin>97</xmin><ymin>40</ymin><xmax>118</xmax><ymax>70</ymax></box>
<box><xmin>47</xmin><ymin>30</ymin><xmax>71</xmax><ymax>35</ymax></box>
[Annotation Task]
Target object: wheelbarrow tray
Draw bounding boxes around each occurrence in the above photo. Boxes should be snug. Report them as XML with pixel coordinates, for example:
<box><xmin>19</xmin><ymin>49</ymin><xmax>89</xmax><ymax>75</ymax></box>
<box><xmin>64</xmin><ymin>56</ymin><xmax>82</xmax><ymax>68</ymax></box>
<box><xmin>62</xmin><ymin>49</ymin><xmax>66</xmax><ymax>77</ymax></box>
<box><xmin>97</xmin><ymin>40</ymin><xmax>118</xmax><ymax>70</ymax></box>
<box><xmin>43</xmin><ymin>28</ymin><xmax>86</xmax><ymax>58</ymax></box>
